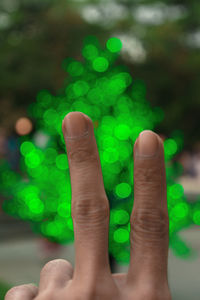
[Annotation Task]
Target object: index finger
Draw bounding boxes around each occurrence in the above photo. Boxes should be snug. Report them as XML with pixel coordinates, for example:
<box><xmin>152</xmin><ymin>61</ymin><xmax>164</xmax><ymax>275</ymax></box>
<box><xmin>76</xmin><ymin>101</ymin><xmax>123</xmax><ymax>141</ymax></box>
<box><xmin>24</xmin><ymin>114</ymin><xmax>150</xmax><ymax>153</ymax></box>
<box><xmin>62</xmin><ymin>112</ymin><xmax>111</xmax><ymax>281</ymax></box>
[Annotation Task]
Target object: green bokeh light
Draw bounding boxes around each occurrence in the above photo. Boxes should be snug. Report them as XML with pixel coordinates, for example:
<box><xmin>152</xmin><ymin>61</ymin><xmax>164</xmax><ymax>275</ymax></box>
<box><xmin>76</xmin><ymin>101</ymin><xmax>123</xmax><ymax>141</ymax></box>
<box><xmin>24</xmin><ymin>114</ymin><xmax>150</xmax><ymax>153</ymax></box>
<box><xmin>114</xmin><ymin>124</ymin><xmax>131</xmax><ymax>140</ymax></box>
<box><xmin>164</xmin><ymin>139</ymin><xmax>178</xmax><ymax>157</ymax></box>
<box><xmin>103</xmin><ymin>147</ymin><xmax>119</xmax><ymax>163</ymax></box>
<box><xmin>115</xmin><ymin>183</ymin><xmax>131</xmax><ymax>198</ymax></box>
<box><xmin>67</xmin><ymin>61</ymin><xmax>84</xmax><ymax>76</ymax></box>
<box><xmin>168</xmin><ymin>184</ymin><xmax>184</xmax><ymax>199</ymax></box>
<box><xmin>113</xmin><ymin>209</ymin><xmax>129</xmax><ymax>225</ymax></box>
<box><xmin>57</xmin><ymin>203</ymin><xmax>71</xmax><ymax>218</ymax></box>
<box><xmin>20</xmin><ymin>141</ymin><xmax>35</xmax><ymax>156</ymax></box>
<box><xmin>171</xmin><ymin>203</ymin><xmax>189</xmax><ymax>220</ymax></box>
<box><xmin>56</xmin><ymin>154</ymin><xmax>69</xmax><ymax>170</ymax></box>
<box><xmin>25</xmin><ymin>150</ymin><xmax>42</xmax><ymax>168</ymax></box>
<box><xmin>106</xmin><ymin>37</ymin><xmax>122</xmax><ymax>53</ymax></box>
<box><xmin>73</xmin><ymin>81</ymin><xmax>90</xmax><ymax>98</ymax></box>
<box><xmin>114</xmin><ymin>228</ymin><xmax>129</xmax><ymax>243</ymax></box>
<box><xmin>82</xmin><ymin>44</ymin><xmax>98</xmax><ymax>60</ymax></box>
<box><xmin>93</xmin><ymin>57</ymin><xmax>109</xmax><ymax>72</ymax></box>
<box><xmin>28</xmin><ymin>198</ymin><xmax>44</xmax><ymax>214</ymax></box>
<box><xmin>193</xmin><ymin>211</ymin><xmax>200</xmax><ymax>225</ymax></box>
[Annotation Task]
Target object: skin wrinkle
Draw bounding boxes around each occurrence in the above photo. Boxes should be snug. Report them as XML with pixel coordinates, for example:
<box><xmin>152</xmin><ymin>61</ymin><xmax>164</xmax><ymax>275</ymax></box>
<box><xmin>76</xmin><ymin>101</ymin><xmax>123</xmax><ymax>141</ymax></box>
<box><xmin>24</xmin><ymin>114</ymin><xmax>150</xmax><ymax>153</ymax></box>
<box><xmin>71</xmin><ymin>195</ymin><xmax>109</xmax><ymax>226</ymax></box>
<box><xmin>131</xmin><ymin>210</ymin><xmax>169</xmax><ymax>235</ymax></box>
<box><xmin>68</xmin><ymin>149</ymin><xmax>97</xmax><ymax>166</ymax></box>
<box><xmin>134</xmin><ymin>163</ymin><xmax>165</xmax><ymax>183</ymax></box>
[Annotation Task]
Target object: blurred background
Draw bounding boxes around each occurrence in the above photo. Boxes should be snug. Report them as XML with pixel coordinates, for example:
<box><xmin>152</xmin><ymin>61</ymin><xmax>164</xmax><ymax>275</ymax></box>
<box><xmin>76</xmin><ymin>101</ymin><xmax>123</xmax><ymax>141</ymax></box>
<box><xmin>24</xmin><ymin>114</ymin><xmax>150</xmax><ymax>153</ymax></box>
<box><xmin>0</xmin><ymin>0</ymin><xmax>200</xmax><ymax>299</ymax></box>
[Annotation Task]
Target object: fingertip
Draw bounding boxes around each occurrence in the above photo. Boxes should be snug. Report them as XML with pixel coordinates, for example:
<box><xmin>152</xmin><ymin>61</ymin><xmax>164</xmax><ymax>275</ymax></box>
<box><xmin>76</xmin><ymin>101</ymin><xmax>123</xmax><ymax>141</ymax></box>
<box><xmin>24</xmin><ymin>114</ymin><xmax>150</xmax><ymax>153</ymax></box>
<box><xmin>135</xmin><ymin>130</ymin><xmax>160</xmax><ymax>158</ymax></box>
<box><xmin>5</xmin><ymin>284</ymin><xmax>38</xmax><ymax>300</ymax></box>
<box><xmin>138</xmin><ymin>130</ymin><xmax>160</xmax><ymax>142</ymax></box>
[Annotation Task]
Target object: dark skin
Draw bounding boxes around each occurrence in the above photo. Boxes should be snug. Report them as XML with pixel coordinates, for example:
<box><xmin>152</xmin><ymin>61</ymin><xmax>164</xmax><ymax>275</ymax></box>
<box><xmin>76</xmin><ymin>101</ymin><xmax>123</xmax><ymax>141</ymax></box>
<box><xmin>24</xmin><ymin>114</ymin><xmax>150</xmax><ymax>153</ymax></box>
<box><xmin>5</xmin><ymin>111</ymin><xmax>172</xmax><ymax>300</ymax></box>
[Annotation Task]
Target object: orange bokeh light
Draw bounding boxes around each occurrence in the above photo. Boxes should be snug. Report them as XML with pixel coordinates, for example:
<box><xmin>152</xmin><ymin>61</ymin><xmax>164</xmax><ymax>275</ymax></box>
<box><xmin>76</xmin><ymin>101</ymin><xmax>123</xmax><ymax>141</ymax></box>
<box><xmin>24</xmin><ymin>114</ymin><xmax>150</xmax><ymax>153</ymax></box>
<box><xmin>15</xmin><ymin>117</ymin><xmax>33</xmax><ymax>136</ymax></box>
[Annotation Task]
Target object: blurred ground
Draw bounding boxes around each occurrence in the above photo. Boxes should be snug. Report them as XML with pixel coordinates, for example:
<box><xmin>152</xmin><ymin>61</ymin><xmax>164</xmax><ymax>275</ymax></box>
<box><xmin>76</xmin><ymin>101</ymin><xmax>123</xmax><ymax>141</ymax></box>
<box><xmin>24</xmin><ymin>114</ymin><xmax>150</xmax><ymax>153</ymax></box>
<box><xmin>0</xmin><ymin>226</ymin><xmax>199</xmax><ymax>299</ymax></box>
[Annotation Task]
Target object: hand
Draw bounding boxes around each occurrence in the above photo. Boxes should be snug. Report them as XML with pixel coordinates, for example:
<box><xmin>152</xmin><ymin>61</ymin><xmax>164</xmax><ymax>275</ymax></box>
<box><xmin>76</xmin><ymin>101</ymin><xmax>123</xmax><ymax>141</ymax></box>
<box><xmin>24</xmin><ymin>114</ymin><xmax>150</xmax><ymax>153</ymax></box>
<box><xmin>6</xmin><ymin>111</ymin><xmax>171</xmax><ymax>300</ymax></box>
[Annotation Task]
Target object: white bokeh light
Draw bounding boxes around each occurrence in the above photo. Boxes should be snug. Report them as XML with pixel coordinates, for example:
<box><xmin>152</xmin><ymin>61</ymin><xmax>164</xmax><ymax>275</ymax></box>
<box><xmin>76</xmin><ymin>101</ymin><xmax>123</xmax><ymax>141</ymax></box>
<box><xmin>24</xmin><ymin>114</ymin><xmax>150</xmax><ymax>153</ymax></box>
<box><xmin>0</xmin><ymin>13</ymin><xmax>11</xmax><ymax>29</ymax></box>
<box><xmin>80</xmin><ymin>2</ymin><xmax>128</xmax><ymax>28</ymax></box>
<box><xmin>33</xmin><ymin>131</ymin><xmax>50</xmax><ymax>149</ymax></box>
<box><xmin>133</xmin><ymin>3</ymin><xmax>187</xmax><ymax>25</ymax></box>
<box><xmin>186</xmin><ymin>31</ymin><xmax>200</xmax><ymax>48</ymax></box>
<box><xmin>115</xmin><ymin>33</ymin><xmax>146</xmax><ymax>63</ymax></box>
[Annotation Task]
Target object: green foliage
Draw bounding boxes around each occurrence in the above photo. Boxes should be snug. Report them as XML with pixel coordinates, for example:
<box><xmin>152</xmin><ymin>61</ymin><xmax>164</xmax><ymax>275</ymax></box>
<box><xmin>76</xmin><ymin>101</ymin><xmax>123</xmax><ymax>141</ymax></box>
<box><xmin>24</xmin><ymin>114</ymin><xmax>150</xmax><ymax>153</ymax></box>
<box><xmin>0</xmin><ymin>281</ymin><xmax>10</xmax><ymax>299</ymax></box>
<box><xmin>1</xmin><ymin>36</ymin><xmax>200</xmax><ymax>264</ymax></box>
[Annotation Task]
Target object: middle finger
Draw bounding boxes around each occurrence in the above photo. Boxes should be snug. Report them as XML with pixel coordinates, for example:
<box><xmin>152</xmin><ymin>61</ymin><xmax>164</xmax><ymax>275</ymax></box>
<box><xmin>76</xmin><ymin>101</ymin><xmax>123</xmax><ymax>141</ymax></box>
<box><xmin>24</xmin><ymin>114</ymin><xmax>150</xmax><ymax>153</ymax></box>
<box><xmin>127</xmin><ymin>131</ymin><xmax>169</xmax><ymax>285</ymax></box>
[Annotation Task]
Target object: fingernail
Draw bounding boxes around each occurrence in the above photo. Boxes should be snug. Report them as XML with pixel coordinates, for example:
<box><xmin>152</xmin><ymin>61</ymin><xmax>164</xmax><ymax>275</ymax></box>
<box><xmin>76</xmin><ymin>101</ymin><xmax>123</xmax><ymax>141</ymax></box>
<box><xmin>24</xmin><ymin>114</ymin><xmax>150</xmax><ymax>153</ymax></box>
<box><xmin>63</xmin><ymin>112</ymin><xmax>89</xmax><ymax>139</ymax></box>
<box><xmin>136</xmin><ymin>130</ymin><xmax>159</xmax><ymax>157</ymax></box>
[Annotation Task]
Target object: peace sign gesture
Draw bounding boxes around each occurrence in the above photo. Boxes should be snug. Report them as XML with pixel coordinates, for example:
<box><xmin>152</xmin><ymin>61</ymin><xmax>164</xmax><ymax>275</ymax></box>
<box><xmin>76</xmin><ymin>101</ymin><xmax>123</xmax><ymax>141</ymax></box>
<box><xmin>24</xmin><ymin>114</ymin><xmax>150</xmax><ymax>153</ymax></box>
<box><xmin>6</xmin><ymin>111</ymin><xmax>171</xmax><ymax>300</ymax></box>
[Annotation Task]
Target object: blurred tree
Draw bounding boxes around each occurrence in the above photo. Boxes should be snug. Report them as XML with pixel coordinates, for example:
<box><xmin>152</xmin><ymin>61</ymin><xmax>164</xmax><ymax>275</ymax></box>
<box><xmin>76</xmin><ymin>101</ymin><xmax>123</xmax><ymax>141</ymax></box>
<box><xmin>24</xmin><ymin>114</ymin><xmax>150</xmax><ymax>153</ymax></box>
<box><xmin>1</xmin><ymin>34</ymin><xmax>200</xmax><ymax>265</ymax></box>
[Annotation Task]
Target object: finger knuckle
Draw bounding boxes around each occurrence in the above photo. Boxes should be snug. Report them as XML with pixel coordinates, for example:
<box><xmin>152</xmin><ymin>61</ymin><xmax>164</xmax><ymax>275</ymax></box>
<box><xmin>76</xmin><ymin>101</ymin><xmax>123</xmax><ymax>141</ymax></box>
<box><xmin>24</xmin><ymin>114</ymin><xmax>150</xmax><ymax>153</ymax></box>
<box><xmin>130</xmin><ymin>209</ymin><xmax>169</xmax><ymax>243</ymax></box>
<box><xmin>73</xmin><ymin>195</ymin><xmax>109</xmax><ymax>225</ymax></box>
<box><xmin>68</xmin><ymin>147</ymin><xmax>96</xmax><ymax>166</ymax></box>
